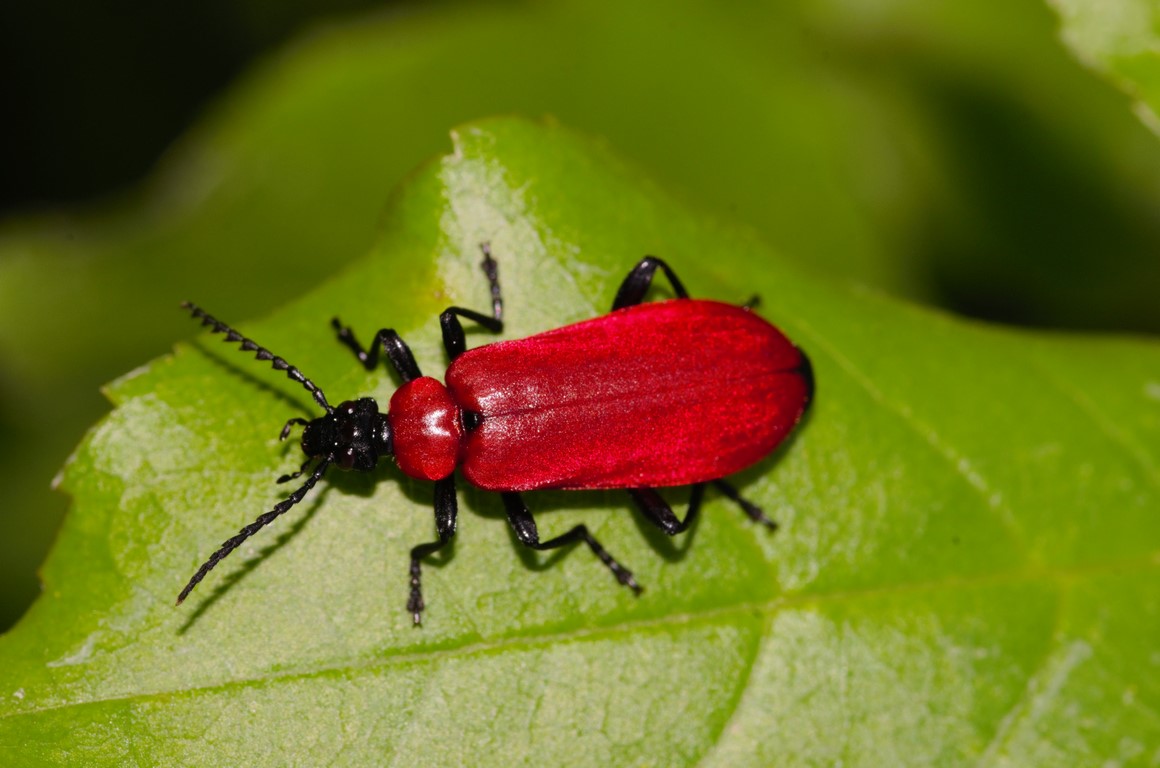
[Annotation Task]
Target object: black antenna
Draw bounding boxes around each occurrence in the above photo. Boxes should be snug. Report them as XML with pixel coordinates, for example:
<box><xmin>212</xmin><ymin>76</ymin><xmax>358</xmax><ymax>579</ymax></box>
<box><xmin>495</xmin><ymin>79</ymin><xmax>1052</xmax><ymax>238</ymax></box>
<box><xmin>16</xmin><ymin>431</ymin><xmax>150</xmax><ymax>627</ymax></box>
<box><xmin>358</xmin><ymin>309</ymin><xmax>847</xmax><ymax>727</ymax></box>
<box><xmin>181</xmin><ymin>301</ymin><xmax>333</xmax><ymax>414</ymax></box>
<box><xmin>176</xmin><ymin>458</ymin><xmax>331</xmax><ymax>605</ymax></box>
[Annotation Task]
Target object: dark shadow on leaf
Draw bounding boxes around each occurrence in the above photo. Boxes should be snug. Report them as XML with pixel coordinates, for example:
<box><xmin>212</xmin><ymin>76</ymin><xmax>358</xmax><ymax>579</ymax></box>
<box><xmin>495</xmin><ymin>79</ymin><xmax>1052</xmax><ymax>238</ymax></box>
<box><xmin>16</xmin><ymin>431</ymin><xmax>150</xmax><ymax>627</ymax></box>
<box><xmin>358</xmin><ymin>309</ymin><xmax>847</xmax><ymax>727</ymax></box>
<box><xmin>461</xmin><ymin>486</ymin><xmax>699</xmax><ymax>581</ymax></box>
<box><xmin>190</xmin><ymin>338</ymin><xmax>322</xmax><ymax>417</ymax></box>
<box><xmin>626</xmin><ymin>486</ymin><xmax>701</xmax><ymax>563</ymax></box>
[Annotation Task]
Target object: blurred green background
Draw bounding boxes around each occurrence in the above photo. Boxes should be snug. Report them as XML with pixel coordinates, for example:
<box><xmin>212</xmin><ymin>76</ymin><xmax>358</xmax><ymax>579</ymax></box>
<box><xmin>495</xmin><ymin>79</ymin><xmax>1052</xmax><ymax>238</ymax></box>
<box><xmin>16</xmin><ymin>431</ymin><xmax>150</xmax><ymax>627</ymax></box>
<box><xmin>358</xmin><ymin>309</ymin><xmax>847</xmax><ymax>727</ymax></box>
<box><xmin>2</xmin><ymin>0</ymin><xmax>1159</xmax><ymax>632</ymax></box>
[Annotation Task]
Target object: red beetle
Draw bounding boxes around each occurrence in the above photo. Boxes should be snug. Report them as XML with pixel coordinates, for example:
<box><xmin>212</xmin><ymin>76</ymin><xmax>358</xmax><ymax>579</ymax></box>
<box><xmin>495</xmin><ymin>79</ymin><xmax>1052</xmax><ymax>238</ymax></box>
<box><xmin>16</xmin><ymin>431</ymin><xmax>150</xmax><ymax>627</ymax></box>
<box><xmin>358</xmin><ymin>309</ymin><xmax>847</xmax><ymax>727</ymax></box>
<box><xmin>178</xmin><ymin>247</ymin><xmax>813</xmax><ymax>623</ymax></box>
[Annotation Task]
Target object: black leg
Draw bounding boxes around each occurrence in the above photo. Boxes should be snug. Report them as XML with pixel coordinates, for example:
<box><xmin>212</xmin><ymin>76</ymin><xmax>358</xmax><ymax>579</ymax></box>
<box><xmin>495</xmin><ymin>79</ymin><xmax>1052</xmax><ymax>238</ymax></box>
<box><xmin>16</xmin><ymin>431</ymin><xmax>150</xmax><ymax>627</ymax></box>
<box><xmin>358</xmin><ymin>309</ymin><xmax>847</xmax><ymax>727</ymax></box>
<box><xmin>628</xmin><ymin>485</ymin><xmax>705</xmax><ymax>535</ymax></box>
<box><xmin>440</xmin><ymin>244</ymin><xmax>505</xmax><ymax>361</ymax></box>
<box><xmin>279</xmin><ymin>417</ymin><xmax>310</xmax><ymax>441</ymax></box>
<box><xmin>407</xmin><ymin>476</ymin><xmax>459</xmax><ymax>625</ymax></box>
<box><xmin>502</xmin><ymin>492</ymin><xmax>642</xmax><ymax>594</ymax></box>
<box><xmin>276</xmin><ymin>456</ymin><xmax>315</xmax><ymax>484</ymax></box>
<box><xmin>632</xmin><ymin>481</ymin><xmax>777</xmax><ymax>535</ymax></box>
<box><xmin>712</xmin><ymin>479</ymin><xmax>778</xmax><ymax>531</ymax></box>
<box><xmin>440</xmin><ymin>307</ymin><xmax>503</xmax><ymax>360</ymax></box>
<box><xmin>330</xmin><ymin>321</ymin><xmax>423</xmax><ymax>382</ymax></box>
<box><xmin>612</xmin><ymin>256</ymin><xmax>691</xmax><ymax>310</ymax></box>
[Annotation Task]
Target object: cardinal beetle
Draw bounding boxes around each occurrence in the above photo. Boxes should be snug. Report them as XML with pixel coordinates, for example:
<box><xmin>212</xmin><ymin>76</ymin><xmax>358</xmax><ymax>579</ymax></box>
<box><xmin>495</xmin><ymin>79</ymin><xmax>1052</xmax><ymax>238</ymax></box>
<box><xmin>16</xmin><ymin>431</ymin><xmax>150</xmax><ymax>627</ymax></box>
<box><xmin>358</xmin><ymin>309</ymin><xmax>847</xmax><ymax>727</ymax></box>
<box><xmin>177</xmin><ymin>247</ymin><xmax>813</xmax><ymax>624</ymax></box>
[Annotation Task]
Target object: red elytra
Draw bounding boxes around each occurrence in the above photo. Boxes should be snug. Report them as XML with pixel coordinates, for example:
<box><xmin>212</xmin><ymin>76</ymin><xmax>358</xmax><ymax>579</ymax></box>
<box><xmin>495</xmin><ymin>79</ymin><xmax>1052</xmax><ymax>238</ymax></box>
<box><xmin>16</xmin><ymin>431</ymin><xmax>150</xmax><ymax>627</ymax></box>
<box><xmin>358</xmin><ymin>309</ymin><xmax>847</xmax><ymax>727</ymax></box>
<box><xmin>177</xmin><ymin>252</ymin><xmax>813</xmax><ymax>624</ymax></box>
<box><xmin>399</xmin><ymin>299</ymin><xmax>810</xmax><ymax>490</ymax></box>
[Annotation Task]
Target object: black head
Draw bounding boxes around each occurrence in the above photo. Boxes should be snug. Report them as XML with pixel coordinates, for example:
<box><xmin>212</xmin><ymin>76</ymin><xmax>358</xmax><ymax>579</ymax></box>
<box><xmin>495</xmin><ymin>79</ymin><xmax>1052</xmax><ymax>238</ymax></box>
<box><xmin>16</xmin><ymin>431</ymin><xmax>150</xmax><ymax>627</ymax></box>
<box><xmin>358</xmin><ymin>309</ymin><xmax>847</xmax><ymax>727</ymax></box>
<box><xmin>301</xmin><ymin>398</ymin><xmax>392</xmax><ymax>471</ymax></box>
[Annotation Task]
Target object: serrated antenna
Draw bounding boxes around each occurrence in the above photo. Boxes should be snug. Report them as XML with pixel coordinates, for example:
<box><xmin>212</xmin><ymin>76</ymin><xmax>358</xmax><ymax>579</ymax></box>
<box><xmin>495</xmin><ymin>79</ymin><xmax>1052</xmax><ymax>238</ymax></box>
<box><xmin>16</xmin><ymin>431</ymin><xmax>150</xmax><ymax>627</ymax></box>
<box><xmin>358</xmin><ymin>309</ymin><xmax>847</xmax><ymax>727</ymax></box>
<box><xmin>181</xmin><ymin>301</ymin><xmax>333</xmax><ymax>414</ymax></box>
<box><xmin>176</xmin><ymin>457</ymin><xmax>331</xmax><ymax>605</ymax></box>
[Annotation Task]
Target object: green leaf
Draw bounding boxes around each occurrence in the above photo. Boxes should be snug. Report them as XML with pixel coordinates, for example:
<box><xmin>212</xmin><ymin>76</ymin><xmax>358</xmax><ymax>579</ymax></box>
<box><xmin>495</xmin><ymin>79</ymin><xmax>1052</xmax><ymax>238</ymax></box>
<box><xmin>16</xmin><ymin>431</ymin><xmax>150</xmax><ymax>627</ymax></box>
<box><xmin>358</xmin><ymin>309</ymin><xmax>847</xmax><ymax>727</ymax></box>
<box><xmin>9</xmin><ymin>0</ymin><xmax>1160</xmax><ymax>631</ymax></box>
<box><xmin>2</xmin><ymin>117</ymin><xmax>1158</xmax><ymax>766</ymax></box>
<box><xmin>1050</xmin><ymin>0</ymin><xmax>1160</xmax><ymax>121</ymax></box>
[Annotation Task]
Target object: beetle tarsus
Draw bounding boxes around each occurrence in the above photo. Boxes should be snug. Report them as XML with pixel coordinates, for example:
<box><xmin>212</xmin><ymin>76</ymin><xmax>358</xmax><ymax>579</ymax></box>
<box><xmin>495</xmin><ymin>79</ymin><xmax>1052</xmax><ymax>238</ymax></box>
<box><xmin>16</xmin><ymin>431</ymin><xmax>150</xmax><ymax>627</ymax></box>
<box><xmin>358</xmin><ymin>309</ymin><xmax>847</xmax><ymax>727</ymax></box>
<box><xmin>605</xmin><ymin>558</ymin><xmax>643</xmax><ymax>595</ymax></box>
<box><xmin>408</xmin><ymin>558</ymin><xmax>425</xmax><ymax>626</ymax></box>
<box><xmin>479</xmin><ymin>242</ymin><xmax>503</xmax><ymax>322</ymax></box>
<box><xmin>711</xmin><ymin>479</ymin><xmax>778</xmax><ymax>531</ymax></box>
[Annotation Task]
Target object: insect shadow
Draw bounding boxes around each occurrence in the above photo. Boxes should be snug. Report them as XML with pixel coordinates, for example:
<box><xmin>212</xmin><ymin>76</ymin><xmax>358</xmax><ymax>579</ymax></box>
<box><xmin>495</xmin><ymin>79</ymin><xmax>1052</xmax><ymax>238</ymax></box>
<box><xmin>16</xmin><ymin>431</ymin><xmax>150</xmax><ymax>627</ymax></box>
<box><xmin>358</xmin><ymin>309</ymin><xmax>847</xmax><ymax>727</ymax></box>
<box><xmin>190</xmin><ymin>335</ymin><xmax>321</xmax><ymax>416</ymax></box>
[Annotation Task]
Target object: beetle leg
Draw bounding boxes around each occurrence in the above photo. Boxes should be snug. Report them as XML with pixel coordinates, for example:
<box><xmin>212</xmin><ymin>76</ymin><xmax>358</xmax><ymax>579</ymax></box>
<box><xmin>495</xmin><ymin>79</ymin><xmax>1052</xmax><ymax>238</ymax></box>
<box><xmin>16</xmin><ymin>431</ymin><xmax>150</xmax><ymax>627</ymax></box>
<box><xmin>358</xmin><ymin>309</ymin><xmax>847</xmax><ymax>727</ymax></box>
<box><xmin>276</xmin><ymin>456</ymin><xmax>315</xmax><ymax>484</ymax></box>
<box><xmin>712</xmin><ymin>479</ymin><xmax>778</xmax><ymax>531</ymax></box>
<box><xmin>440</xmin><ymin>245</ymin><xmax>506</xmax><ymax>360</ymax></box>
<box><xmin>612</xmin><ymin>256</ymin><xmax>691</xmax><ymax>310</ymax></box>
<box><xmin>479</xmin><ymin>242</ymin><xmax>504</xmax><ymax>321</ymax></box>
<box><xmin>628</xmin><ymin>484</ymin><xmax>705</xmax><ymax>535</ymax></box>
<box><xmin>440</xmin><ymin>307</ymin><xmax>503</xmax><ymax>360</ymax></box>
<box><xmin>329</xmin><ymin>321</ymin><xmax>423</xmax><ymax>382</ymax></box>
<box><xmin>632</xmin><ymin>482</ymin><xmax>778</xmax><ymax>534</ymax></box>
<box><xmin>278</xmin><ymin>417</ymin><xmax>311</xmax><ymax>443</ymax></box>
<box><xmin>407</xmin><ymin>476</ymin><xmax>459</xmax><ymax>625</ymax></box>
<box><xmin>501</xmin><ymin>493</ymin><xmax>642</xmax><ymax>594</ymax></box>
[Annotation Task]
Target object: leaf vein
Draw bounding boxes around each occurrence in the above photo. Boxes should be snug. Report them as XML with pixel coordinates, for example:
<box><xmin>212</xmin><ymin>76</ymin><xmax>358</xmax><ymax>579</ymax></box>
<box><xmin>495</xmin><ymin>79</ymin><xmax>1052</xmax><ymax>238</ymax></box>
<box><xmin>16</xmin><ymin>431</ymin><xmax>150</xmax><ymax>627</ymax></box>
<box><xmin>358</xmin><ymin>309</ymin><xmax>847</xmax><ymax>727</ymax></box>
<box><xmin>1026</xmin><ymin>349</ymin><xmax>1160</xmax><ymax>491</ymax></box>
<box><xmin>3</xmin><ymin>553</ymin><xmax>1156</xmax><ymax>722</ymax></box>
<box><xmin>791</xmin><ymin>316</ymin><xmax>1027</xmax><ymax>552</ymax></box>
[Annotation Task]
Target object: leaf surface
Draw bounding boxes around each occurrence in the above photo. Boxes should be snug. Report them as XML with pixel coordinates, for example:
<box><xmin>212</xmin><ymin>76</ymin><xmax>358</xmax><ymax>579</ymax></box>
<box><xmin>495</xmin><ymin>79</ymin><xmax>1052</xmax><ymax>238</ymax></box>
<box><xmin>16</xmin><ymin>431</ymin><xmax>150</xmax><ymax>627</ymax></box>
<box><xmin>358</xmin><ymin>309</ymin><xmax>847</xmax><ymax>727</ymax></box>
<box><xmin>0</xmin><ymin>117</ymin><xmax>1157</xmax><ymax>766</ymax></box>
<box><xmin>9</xmin><ymin>0</ymin><xmax>1160</xmax><ymax>631</ymax></box>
